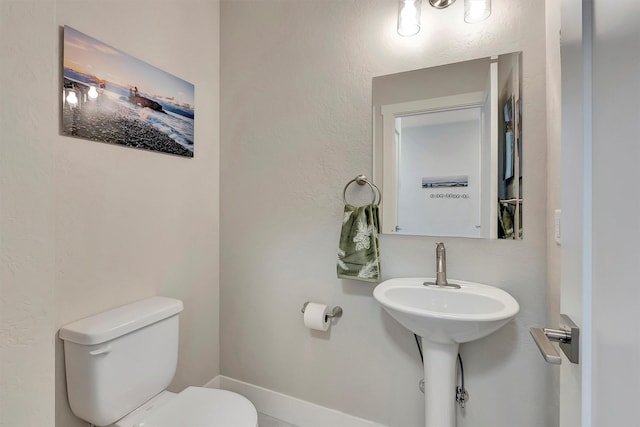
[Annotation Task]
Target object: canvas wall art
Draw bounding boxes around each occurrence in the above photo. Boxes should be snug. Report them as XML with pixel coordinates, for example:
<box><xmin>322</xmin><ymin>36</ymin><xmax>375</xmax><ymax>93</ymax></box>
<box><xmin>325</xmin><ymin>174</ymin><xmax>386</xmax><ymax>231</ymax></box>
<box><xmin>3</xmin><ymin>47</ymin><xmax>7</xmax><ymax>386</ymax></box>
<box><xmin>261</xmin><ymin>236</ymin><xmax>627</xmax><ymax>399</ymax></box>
<box><xmin>62</xmin><ymin>26</ymin><xmax>195</xmax><ymax>157</ymax></box>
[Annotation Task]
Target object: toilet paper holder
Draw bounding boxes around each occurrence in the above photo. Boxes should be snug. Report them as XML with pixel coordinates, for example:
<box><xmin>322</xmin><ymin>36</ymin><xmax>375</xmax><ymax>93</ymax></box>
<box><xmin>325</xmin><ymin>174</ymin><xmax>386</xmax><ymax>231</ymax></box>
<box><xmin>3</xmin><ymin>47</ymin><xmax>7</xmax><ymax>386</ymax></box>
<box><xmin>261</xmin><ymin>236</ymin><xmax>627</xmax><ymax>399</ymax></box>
<box><xmin>301</xmin><ymin>302</ymin><xmax>343</xmax><ymax>320</ymax></box>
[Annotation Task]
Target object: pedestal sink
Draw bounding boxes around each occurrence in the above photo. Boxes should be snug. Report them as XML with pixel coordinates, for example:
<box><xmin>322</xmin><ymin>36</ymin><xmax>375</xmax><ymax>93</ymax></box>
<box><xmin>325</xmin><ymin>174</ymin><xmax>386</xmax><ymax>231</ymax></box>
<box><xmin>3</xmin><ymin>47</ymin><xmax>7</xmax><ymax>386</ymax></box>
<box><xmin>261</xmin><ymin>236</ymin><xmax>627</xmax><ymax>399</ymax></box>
<box><xmin>373</xmin><ymin>278</ymin><xmax>519</xmax><ymax>427</ymax></box>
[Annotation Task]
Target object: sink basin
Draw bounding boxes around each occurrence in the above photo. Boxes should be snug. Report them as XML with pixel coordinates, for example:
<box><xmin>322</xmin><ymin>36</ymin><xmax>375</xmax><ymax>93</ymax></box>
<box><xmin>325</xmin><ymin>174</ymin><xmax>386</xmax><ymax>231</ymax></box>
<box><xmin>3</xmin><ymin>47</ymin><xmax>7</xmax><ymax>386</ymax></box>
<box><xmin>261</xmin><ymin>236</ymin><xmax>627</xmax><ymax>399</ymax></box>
<box><xmin>374</xmin><ymin>277</ymin><xmax>519</xmax><ymax>427</ymax></box>
<box><xmin>373</xmin><ymin>277</ymin><xmax>519</xmax><ymax>344</ymax></box>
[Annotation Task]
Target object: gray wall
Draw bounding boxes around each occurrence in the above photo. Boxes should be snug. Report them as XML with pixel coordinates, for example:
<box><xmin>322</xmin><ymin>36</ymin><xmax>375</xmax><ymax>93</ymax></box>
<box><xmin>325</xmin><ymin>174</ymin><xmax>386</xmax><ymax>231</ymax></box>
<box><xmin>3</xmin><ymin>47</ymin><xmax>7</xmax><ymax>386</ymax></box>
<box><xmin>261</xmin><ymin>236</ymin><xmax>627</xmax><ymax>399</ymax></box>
<box><xmin>55</xmin><ymin>2</ymin><xmax>221</xmax><ymax>425</ymax></box>
<box><xmin>1</xmin><ymin>1</ymin><xmax>221</xmax><ymax>426</ymax></box>
<box><xmin>220</xmin><ymin>1</ymin><xmax>554</xmax><ymax>426</ymax></box>
<box><xmin>1</xmin><ymin>1</ymin><xmax>57</xmax><ymax>426</ymax></box>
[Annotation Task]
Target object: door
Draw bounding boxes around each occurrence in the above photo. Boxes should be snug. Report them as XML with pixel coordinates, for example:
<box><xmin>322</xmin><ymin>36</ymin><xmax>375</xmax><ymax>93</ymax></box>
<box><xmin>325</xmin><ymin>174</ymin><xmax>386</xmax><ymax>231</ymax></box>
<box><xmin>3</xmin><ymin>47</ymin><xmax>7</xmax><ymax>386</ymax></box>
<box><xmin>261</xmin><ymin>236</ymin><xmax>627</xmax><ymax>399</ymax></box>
<box><xmin>539</xmin><ymin>2</ymin><xmax>640</xmax><ymax>426</ymax></box>
<box><xmin>587</xmin><ymin>1</ymin><xmax>640</xmax><ymax>425</ymax></box>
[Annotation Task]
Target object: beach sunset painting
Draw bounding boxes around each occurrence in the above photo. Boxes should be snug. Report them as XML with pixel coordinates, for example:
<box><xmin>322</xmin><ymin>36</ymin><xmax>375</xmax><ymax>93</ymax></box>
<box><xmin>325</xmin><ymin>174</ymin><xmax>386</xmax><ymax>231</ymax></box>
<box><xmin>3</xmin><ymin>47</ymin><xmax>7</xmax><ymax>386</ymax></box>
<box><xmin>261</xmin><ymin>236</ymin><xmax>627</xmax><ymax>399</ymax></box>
<box><xmin>62</xmin><ymin>26</ymin><xmax>195</xmax><ymax>157</ymax></box>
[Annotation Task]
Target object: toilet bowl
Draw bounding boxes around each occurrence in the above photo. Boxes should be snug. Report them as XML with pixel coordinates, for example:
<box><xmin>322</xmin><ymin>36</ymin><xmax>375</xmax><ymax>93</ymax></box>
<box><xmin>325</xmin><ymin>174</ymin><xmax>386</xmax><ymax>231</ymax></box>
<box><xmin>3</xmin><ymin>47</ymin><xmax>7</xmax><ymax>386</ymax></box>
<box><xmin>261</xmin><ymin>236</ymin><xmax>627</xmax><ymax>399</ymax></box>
<box><xmin>114</xmin><ymin>387</ymin><xmax>257</xmax><ymax>427</ymax></box>
<box><xmin>60</xmin><ymin>296</ymin><xmax>258</xmax><ymax>427</ymax></box>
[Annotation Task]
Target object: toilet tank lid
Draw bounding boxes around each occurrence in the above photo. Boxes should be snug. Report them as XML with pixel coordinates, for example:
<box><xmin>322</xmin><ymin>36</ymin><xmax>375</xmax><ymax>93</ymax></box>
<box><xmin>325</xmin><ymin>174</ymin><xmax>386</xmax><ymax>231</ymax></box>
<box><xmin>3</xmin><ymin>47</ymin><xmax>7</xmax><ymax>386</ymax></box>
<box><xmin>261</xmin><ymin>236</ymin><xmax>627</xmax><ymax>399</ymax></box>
<box><xmin>59</xmin><ymin>296</ymin><xmax>184</xmax><ymax>345</ymax></box>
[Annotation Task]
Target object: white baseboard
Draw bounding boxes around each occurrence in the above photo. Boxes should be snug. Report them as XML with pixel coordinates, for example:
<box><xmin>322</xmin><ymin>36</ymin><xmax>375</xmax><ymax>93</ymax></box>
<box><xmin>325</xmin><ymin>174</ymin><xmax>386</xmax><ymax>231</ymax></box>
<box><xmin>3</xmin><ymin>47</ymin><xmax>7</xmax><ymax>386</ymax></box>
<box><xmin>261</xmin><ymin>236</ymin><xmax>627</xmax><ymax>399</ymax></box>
<box><xmin>204</xmin><ymin>375</ymin><xmax>222</xmax><ymax>389</ymax></box>
<box><xmin>205</xmin><ymin>375</ymin><xmax>388</xmax><ymax>427</ymax></box>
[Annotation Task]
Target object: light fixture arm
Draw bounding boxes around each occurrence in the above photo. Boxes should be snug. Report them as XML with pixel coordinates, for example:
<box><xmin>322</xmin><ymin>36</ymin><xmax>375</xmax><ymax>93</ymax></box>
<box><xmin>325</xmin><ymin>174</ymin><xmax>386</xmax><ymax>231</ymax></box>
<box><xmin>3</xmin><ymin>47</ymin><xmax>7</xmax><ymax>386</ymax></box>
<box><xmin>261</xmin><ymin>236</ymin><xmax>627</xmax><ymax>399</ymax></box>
<box><xmin>428</xmin><ymin>0</ymin><xmax>456</xmax><ymax>9</ymax></box>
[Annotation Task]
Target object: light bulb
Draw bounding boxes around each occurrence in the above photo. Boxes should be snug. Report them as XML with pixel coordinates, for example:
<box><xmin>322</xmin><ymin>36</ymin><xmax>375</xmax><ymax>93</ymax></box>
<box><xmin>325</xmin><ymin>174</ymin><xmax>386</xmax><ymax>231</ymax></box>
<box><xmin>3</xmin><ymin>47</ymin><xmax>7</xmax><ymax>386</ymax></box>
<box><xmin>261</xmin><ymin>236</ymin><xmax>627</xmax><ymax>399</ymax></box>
<box><xmin>398</xmin><ymin>0</ymin><xmax>422</xmax><ymax>37</ymax></box>
<box><xmin>66</xmin><ymin>91</ymin><xmax>78</xmax><ymax>107</ymax></box>
<box><xmin>87</xmin><ymin>86</ymin><xmax>98</xmax><ymax>100</ymax></box>
<box><xmin>464</xmin><ymin>0</ymin><xmax>491</xmax><ymax>23</ymax></box>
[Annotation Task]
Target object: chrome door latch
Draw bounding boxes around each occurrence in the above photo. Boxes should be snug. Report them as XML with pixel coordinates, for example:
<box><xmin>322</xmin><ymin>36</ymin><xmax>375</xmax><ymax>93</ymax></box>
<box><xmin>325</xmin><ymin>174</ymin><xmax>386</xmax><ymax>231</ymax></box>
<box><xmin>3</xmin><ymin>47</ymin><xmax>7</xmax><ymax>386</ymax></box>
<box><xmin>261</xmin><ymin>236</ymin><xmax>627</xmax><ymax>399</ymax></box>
<box><xmin>530</xmin><ymin>314</ymin><xmax>579</xmax><ymax>365</ymax></box>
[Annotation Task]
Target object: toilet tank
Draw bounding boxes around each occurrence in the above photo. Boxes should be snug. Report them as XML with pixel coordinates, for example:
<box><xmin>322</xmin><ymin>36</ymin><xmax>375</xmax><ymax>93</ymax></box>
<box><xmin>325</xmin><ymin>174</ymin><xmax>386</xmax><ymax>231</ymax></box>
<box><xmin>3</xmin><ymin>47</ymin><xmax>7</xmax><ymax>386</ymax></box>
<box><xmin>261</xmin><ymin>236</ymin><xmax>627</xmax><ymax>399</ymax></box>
<box><xmin>59</xmin><ymin>296</ymin><xmax>184</xmax><ymax>427</ymax></box>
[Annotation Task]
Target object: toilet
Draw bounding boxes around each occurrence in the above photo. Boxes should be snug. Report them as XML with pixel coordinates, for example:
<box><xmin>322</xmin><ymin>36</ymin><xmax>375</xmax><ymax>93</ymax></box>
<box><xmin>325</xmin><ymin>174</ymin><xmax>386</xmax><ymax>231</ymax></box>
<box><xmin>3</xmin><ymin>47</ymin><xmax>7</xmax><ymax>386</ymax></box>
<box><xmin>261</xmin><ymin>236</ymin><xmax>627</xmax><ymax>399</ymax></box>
<box><xmin>59</xmin><ymin>296</ymin><xmax>258</xmax><ymax>427</ymax></box>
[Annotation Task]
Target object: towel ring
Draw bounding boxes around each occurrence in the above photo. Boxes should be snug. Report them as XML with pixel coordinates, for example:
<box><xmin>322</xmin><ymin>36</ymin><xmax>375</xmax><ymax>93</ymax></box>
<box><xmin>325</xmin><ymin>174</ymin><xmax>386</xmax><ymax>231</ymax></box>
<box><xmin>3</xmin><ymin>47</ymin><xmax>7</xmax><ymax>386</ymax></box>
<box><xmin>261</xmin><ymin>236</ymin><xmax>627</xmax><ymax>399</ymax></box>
<box><xmin>342</xmin><ymin>175</ymin><xmax>381</xmax><ymax>206</ymax></box>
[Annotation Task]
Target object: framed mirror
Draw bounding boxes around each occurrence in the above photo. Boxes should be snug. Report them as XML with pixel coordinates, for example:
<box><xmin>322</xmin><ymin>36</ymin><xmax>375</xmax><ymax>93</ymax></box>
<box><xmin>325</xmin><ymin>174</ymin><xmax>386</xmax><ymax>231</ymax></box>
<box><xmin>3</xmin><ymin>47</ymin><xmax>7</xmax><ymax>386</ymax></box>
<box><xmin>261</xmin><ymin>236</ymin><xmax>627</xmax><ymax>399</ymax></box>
<box><xmin>373</xmin><ymin>52</ymin><xmax>522</xmax><ymax>239</ymax></box>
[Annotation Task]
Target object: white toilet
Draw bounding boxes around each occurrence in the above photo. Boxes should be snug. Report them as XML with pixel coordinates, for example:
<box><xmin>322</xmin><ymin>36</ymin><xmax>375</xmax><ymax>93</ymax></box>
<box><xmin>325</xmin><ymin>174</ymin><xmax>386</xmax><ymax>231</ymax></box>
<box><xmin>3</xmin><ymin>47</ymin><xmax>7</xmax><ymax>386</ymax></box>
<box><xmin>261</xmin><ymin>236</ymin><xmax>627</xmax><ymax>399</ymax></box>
<box><xmin>60</xmin><ymin>296</ymin><xmax>258</xmax><ymax>427</ymax></box>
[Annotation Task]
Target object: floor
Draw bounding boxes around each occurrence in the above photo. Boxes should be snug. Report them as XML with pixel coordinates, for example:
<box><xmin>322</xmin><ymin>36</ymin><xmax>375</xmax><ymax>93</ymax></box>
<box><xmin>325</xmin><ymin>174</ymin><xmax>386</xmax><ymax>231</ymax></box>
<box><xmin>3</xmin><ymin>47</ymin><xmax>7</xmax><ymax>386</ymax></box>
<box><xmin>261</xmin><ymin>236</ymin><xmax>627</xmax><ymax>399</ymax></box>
<box><xmin>258</xmin><ymin>412</ymin><xmax>299</xmax><ymax>427</ymax></box>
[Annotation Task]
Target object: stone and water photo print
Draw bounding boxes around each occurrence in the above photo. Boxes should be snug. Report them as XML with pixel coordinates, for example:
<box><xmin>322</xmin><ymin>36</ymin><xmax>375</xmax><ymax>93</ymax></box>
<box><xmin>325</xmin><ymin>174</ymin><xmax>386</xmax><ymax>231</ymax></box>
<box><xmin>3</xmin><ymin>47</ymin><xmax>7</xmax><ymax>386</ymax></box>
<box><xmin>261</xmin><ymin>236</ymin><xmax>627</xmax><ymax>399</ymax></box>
<box><xmin>62</xmin><ymin>26</ymin><xmax>195</xmax><ymax>157</ymax></box>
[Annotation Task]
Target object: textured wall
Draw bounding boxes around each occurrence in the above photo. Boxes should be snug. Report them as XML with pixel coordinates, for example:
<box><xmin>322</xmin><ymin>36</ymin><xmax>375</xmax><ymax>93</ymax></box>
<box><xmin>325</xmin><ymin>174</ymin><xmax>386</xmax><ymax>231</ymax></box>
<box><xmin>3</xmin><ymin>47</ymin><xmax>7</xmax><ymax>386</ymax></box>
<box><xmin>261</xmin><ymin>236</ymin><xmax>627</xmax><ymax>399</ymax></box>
<box><xmin>220</xmin><ymin>1</ymin><xmax>554</xmax><ymax>426</ymax></box>
<box><xmin>54</xmin><ymin>1</ymin><xmax>220</xmax><ymax>425</ymax></box>
<box><xmin>1</xmin><ymin>1</ymin><xmax>57</xmax><ymax>426</ymax></box>
<box><xmin>2</xmin><ymin>1</ymin><xmax>219</xmax><ymax>426</ymax></box>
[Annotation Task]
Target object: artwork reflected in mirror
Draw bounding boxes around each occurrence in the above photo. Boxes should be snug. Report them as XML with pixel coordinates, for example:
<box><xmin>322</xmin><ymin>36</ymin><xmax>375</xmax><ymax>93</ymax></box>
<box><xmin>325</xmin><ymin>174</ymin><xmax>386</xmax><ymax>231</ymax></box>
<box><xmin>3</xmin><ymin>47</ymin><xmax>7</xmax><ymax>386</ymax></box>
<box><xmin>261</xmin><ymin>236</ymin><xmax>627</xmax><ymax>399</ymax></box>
<box><xmin>373</xmin><ymin>52</ymin><xmax>522</xmax><ymax>239</ymax></box>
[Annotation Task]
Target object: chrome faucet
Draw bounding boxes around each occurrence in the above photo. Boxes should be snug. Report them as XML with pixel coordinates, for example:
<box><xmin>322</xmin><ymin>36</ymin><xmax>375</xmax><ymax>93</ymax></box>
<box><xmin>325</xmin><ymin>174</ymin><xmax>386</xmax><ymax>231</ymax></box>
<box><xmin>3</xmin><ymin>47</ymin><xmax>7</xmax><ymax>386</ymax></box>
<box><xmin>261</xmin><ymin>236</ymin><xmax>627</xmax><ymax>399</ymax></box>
<box><xmin>435</xmin><ymin>242</ymin><xmax>448</xmax><ymax>286</ymax></box>
<box><xmin>423</xmin><ymin>242</ymin><xmax>460</xmax><ymax>288</ymax></box>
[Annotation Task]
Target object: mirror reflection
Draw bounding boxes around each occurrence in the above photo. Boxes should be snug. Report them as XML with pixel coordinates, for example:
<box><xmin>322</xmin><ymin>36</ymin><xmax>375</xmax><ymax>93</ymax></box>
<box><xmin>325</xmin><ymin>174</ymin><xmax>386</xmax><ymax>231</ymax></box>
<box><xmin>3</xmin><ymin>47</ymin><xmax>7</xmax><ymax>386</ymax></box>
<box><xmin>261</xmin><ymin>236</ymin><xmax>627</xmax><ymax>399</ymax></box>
<box><xmin>373</xmin><ymin>52</ymin><xmax>522</xmax><ymax>239</ymax></box>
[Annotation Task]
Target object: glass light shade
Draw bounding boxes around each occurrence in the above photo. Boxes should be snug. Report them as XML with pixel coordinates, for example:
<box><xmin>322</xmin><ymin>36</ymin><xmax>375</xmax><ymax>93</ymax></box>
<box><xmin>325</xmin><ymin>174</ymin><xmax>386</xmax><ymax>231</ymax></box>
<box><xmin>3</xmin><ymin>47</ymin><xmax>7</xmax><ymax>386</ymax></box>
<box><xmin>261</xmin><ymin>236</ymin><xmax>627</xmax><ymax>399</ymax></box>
<box><xmin>464</xmin><ymin>0</ymin><xmax>491</xmax><ymax>23</ymax></box>
<box><xmin>66</xmin><ymin>91</ymin><xmax>78</xmax><ymax>106</ymax></box>
<box><xmin>87</xmin><ymin>86</ymin><xmax>99</xmax><ymax>99</ymax></box>
<box><xmin>397</xmin><ymin>0</ymin><xmax>422</xmax><ymax>37</ymax></box>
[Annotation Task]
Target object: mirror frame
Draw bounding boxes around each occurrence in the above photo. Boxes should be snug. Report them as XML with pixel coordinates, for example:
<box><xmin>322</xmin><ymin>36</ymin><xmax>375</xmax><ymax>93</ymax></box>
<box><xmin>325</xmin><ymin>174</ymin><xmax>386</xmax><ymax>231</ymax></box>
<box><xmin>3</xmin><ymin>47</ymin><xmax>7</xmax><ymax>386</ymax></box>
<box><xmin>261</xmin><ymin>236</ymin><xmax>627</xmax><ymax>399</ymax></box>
<box><xmin>373</xmin><ymin>52</ymin><xmax>523</xmax><ymax>239</ymax></box>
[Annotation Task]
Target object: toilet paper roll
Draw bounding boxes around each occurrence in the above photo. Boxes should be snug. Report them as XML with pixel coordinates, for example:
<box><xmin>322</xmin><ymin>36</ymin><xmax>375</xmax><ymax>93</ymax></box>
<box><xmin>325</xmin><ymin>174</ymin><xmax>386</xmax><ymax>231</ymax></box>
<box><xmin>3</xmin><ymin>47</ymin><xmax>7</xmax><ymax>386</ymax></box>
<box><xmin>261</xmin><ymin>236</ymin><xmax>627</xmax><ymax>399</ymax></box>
<box><xmin>303</xmin><ymin>302</ymin><xmax>330</xmax><ymax>331</ymax></box>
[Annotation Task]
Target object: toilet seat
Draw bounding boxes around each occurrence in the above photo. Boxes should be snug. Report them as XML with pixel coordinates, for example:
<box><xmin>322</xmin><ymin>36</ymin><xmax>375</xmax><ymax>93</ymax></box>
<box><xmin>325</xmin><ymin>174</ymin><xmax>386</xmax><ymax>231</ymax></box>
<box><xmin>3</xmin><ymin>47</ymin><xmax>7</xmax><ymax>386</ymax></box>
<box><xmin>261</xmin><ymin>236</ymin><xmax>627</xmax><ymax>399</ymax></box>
<box><xmin>119</xmin><ymin>387</ymin><xmax>258</xmax><ymax>427</ymax></box>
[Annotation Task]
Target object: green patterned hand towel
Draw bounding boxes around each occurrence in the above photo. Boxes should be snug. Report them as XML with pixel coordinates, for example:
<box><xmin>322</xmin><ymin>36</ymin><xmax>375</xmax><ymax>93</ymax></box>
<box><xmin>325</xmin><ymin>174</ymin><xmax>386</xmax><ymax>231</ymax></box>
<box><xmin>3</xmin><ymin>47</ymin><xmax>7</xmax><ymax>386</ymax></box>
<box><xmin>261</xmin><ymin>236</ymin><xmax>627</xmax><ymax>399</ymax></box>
<box><xmin>337</xmin><ymin>204</ymin><xmax>380</xmax><ymax>283</ymax></box>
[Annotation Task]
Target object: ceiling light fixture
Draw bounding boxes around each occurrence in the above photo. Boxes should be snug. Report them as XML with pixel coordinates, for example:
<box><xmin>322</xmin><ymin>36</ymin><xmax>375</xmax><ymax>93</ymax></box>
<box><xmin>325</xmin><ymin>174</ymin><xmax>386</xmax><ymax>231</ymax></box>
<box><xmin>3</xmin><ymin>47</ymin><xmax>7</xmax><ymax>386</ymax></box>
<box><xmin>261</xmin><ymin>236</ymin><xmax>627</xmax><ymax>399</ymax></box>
<box><xmin>397</xmin><ymin>0</ymin><xmax>491</xmax><ymax>37</ymax></box>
